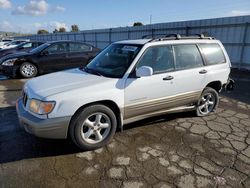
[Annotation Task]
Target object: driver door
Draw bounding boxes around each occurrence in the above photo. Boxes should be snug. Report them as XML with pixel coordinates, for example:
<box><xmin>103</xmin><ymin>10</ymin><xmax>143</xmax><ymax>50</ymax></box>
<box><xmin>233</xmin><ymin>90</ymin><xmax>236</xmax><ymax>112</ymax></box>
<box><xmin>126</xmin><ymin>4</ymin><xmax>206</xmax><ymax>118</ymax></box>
<box><xmin>124</xmin><ymin>45</ymin><xmax>177</xmax><ymax>120</ymax></box>
<box><xmin>39</xmin><ymin>42</ymin><xmax>69</xmax><ymax>73</ymax></box>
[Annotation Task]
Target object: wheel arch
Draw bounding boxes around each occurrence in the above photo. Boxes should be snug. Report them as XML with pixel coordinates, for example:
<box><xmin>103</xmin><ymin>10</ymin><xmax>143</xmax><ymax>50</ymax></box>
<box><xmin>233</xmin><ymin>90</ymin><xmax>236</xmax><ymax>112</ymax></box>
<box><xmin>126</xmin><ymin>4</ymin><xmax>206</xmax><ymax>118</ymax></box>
<box><xmin>68</xmin><ymin>100</ymin><xmax>123</xmax><ymax>138</ymax></box>
<box><xmin>205</xmin><ymin>81</ymin><xmax>222</xmax><ymax>92</ymax></box>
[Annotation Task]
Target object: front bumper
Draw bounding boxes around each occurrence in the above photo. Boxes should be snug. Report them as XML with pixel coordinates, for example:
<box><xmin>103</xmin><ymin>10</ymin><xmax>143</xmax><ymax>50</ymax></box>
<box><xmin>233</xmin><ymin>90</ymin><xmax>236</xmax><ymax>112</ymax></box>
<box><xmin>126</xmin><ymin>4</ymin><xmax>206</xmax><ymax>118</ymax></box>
<box><xmin>16</xmin><ymin>98</ymin><xmax>71</xmax><ymax>139</ymax></box>
<box><xmin>0</xmin><ymin>65</ymin><xmax>18</xmax><ymax>77</ymax></box>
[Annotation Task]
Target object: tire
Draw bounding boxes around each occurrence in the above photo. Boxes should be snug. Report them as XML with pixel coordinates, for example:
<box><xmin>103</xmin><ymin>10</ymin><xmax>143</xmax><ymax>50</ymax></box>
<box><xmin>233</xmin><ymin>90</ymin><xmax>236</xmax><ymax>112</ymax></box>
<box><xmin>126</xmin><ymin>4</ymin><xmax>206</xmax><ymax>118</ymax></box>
<box><xmin>20</xmin><ymin>62</ymin><xmax>38</xmax><ymax>78</ymax></box>
<box><xmin>196</xmin><ymin>87</ymin><xmax>219</xmax><ymax>117</ymax></box>
<box><xmin>69</xmin><ymin>105</ymin><xmax>117</xmax><ymax>150</ymax></box>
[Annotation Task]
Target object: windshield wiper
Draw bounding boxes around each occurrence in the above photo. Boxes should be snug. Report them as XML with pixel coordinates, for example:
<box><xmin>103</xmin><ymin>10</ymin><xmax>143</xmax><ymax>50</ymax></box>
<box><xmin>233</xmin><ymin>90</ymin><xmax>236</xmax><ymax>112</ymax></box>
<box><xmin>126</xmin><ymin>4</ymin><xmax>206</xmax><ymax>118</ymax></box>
<box><xmin>84</xmin><ymin>67</ymin><xmax>103</xmax><ymax>76</ymax></box>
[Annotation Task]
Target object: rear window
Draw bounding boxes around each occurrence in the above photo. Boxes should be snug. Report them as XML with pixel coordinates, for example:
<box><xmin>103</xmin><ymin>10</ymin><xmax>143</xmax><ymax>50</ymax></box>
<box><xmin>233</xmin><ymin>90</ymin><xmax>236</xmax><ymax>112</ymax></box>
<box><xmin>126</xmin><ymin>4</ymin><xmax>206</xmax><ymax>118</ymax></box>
<box><xmin>199</xmin><ymin>43</ymin><xmax>226</xmax><ymax>65</ymax></box>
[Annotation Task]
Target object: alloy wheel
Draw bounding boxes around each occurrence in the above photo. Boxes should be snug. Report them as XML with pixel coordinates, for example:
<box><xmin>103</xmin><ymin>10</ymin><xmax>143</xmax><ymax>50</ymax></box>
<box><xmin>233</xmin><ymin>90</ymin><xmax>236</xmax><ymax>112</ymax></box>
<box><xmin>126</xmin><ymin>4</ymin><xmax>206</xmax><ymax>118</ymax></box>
<box><xmin>80</xmin><ymin>112</ymin><xmax>111</xmax><ymax>144</ymax></box>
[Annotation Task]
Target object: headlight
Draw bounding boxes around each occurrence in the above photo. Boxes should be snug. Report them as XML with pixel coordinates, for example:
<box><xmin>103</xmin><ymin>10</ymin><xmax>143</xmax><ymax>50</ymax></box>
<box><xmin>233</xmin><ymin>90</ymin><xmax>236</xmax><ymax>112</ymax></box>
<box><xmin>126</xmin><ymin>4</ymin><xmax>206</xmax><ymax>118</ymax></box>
<box><xmin>29</xmin><ymin>99</ymin><xmax>56</xmax><ymax>115</ymax></box>
<box><xmin>2</xmin><ymin>58</ymin><xmax>17</xmax><ymax>66</ymax></box>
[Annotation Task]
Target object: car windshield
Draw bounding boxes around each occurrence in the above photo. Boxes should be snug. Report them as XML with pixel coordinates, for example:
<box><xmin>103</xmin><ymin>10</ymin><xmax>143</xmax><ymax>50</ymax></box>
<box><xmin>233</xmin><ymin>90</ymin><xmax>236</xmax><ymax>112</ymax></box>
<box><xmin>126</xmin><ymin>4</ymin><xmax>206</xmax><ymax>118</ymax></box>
<box><xmin>16</xmin><ymin>42</ymin><xmax>28</xmax><ymax>48</ymax></box>
<box><xmin>86</xmin><ymin>43</ymin><xmax>142</xmax><ymax>78</ymax></box>
<box><xmin>30</xmin><ymin>43</ymin><xmax>50</xmax><ymax>53</ymax></box>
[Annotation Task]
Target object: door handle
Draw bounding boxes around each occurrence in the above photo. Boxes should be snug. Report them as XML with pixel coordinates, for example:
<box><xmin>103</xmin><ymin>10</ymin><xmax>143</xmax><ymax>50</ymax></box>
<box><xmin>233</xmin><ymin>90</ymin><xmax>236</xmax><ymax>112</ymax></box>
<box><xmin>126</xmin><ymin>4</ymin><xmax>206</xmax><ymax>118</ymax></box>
<box><xmin>163</xmin><ymin>75</ymin><xmax>174</xmax><ymax>80</ymax></box>
<box><xmin>199</xmin><ymin>69</ymin><xmax>207</xmax><ymax>74</ymax></box>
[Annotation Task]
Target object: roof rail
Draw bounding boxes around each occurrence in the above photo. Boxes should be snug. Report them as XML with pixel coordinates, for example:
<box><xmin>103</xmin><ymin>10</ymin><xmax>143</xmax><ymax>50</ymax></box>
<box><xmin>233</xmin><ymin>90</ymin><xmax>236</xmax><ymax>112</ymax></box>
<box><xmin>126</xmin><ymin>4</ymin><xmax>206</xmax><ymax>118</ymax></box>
<box><xmin>145</xmin><ymin>33</ymin><xmax>215</xmax><ymax>42</ymax></box>
<box><xmin>142</xmin><ymin>33</ymin><xmax>168</xmax><ymax>39</ymax></box>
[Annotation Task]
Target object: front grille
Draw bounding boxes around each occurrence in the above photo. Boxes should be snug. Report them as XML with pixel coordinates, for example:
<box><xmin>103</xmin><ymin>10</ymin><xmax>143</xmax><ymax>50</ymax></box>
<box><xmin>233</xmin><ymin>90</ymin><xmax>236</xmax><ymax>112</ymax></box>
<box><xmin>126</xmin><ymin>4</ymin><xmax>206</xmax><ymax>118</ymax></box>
<box><xmin>23</xmin><ymin>91</ymin><xmax>28</xmax><ymax>107</ymax></box>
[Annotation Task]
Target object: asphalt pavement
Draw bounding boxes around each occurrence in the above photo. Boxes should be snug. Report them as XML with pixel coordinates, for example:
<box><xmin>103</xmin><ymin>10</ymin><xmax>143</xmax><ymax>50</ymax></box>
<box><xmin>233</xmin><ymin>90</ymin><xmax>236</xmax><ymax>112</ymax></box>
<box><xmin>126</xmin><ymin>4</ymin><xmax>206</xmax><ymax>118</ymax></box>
<box><xmin>0</xmin><ymin>70</ymin><xmax>250</xmax><ymax>188</ymax></box>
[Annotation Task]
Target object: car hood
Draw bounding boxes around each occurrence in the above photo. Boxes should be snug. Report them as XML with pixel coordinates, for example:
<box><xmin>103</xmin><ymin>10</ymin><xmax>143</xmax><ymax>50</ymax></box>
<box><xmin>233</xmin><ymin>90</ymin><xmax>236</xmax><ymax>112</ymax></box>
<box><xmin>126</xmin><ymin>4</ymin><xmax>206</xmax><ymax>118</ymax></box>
<box><xmin>25</xmin><ymin>68</ymin><xmax>116</xmax><ymax>98</ymax></box>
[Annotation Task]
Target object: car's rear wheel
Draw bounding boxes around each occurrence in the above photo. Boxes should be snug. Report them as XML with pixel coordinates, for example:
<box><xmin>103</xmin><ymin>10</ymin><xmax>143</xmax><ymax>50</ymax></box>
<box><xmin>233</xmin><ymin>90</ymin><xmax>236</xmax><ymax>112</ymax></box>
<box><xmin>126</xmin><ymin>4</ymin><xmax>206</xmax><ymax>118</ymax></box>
<box><xmin>20</xmin><ymin>62</ymin><xmax>38</xmax><ymax>78</ymax></box>
<box><xmin>70</xmin><ymin>105</ymin><xmax>117</xmax><ymax>150</ymax></box>
<box><xmin>196</xmin><ymin>87</ymin><xmax>219</xmax><ymax>116</ymax></box>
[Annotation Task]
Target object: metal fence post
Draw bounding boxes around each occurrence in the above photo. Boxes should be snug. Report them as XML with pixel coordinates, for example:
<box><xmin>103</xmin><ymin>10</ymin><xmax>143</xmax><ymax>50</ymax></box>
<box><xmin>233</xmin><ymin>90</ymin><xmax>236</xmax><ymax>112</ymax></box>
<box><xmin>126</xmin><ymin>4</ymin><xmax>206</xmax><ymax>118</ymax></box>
<box><xmin>151</xmin><ymin>28</ymin><xmax>155</xmax><ymax>37</ymax></box>
<box><xmin>185</xmin><ymin>26</ymin><xmax>190</xmax><ymax>36</ymax></box>
<box><xmin>239</xmin><ymin>22</ymin><xmax>249</xmax><ymax>70</ymax></box>
<box><xmin>94</xmin><ymin>32</ymin><xmax>97</xmax><ymax>47</ymax></box>
<box><xmin>127</xmin><ymin>30</ymin><xmax>130</xmax><ymax>39</ymax></box>
<box><xmin>83</xmin><ymin>32</ymin><xmax>85</xmax><ymax>42</ymax></box>
<box><xmin>109</xmin><ymin>29</ymin><xmax>112</xmax><ymax>44</ymax></box>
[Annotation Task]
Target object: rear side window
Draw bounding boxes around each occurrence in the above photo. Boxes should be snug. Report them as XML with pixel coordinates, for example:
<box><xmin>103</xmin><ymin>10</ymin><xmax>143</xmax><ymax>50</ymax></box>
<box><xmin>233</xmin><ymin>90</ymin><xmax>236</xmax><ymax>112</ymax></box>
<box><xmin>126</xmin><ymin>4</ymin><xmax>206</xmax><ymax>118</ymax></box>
<box><xmin>46</xmin><ymin>43</ymin><xmax>67</xmax><ymax>54</ymax></box>
<box><xmin>69</xmin><ymin>43</ymin><xmax>91</xmax><ymax>52</ymax></box>
<box><xmin>173</xmin><ymin>44</ymin><xmax>204</xmax><ymax>70</ymax></box>
<box><xmin>199</xmin><ymin>43</ymin><xmax>226</xmax><ymax>65</ymax></box>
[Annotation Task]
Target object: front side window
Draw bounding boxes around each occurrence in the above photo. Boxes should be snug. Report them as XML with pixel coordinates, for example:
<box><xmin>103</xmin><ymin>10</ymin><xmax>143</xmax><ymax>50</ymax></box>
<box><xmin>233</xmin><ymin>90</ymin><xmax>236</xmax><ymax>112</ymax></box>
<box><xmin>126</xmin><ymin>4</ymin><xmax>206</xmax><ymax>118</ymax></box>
<box><xmin>32</xmin><ymin>42</ymin><xmax>42</xmax><ymax>48</ymax></box>
<box><xmin>136</xmin><ymin>45</ymin><xmax>174</xmax><ymax>74</ymax></box>
<box><xmin>173</xmin><ymin>44</ymin><xmax>204</xmax><ymax>70</ymax></box>
<box><xmin>199</xmin><ymin>43</ymin><xmax>226</xmax><ymax>65</ymax></box>
<box><xmin>86</xmin><ymin>44</ymin><xmax>142</xmax><ymax>78</ymax></box>
<box><xmin>69</xmin><ymin>43</ymin><xmax>91</xmax><ymax>52</ymax></box>
<box><xmin>46</xmin><ymin>43</ymin><xmax>67</xmax><ymax>54</ymax></box>
<box><xmin>30</xmin><ymin>43</ymin><xmax>50</xmax><ymax>53</ymax></box>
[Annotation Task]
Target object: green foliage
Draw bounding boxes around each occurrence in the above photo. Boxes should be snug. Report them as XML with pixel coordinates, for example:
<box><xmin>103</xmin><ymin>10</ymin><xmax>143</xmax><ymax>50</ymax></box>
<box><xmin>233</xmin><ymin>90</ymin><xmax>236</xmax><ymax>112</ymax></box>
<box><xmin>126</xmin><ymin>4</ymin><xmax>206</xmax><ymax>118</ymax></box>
<box><xmin>53</xmin><ymin>29</ymin><xmax>58</xmax><ymax>33</ymax></box>
<box><xmin>58</xmin><ymin>27</ymin><xmax>66</xmax><ymax>33</ymax></box>
<box><xmin>37</xmin><ymin>29</ymin><xmax>49</xmax><ymax>34</ymax></box>
<box><xmin>71</xmin><ymin>24</ymin><xmax>79</xmax><ymax>32</ymax></box>
<box><xmin>133</xmin><ymin>22</ymin><xmax>143</xmax><ymax>26</ymax></box>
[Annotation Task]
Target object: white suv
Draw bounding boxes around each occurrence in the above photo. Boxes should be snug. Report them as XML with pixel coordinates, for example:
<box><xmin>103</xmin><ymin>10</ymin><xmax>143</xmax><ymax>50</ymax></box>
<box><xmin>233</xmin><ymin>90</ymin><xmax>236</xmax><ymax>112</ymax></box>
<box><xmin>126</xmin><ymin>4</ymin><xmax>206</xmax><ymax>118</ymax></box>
<box><xmin>16</xmin><ymin>34</ymin><xmax>234</xmax><ymax>150</ymax></box>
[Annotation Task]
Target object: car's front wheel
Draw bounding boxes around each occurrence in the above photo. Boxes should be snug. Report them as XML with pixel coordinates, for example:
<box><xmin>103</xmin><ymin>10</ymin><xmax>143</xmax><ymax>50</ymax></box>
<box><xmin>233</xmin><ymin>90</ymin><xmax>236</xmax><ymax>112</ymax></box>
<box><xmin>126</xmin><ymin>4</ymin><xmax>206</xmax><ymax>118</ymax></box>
<box><xmin>70</xmin><ymin>105</ymin><xmax>117</xmax><ymax>150</ymax></box>
<box><xmin>20</xmin><ymin>62</ymin><xmax>38</xmax><ymax>78</ymax></box>
<box><xmin>196</xmin><ymin>87</ymin><xmax>219</xmax><ymax>116</ymax></box>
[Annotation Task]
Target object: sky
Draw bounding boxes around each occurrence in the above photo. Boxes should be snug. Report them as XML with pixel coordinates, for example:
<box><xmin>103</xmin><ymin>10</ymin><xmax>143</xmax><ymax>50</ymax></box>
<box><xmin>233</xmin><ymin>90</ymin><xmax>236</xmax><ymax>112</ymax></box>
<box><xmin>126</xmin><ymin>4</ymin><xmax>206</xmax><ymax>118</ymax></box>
<box><xmin>0</xmin><ymin>0</ymin><xmax>250</xmax><ymax>33</ymax></box>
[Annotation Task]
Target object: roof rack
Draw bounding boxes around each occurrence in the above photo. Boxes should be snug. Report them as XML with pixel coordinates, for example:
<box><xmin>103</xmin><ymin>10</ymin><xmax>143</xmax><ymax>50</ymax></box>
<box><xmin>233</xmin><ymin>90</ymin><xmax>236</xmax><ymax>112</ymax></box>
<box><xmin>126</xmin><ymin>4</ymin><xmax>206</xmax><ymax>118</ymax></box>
<box><xmin>142</xmin><ymin>33</ymin><xmax>168</xmax><ymax>39</ymax></box>
<box><xmin>145</xmin><ymin>33</ymin><xmax>215</xmax><ymax>42</ymax></box>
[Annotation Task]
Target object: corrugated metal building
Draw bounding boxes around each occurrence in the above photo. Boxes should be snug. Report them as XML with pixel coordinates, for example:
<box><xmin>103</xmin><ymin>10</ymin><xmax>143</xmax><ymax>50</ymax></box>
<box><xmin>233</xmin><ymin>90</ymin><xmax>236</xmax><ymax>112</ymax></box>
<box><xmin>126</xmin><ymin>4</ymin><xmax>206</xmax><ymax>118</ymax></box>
<box><xmin>16</xmin><ymin>15</ymin><xmax>250</xmax><ymax>68</ymax></box>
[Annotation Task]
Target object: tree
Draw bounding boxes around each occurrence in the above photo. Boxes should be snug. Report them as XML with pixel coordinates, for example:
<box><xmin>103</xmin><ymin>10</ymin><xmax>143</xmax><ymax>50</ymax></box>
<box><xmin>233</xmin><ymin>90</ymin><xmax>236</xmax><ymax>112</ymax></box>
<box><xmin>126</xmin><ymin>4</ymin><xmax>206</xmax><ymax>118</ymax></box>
<box><xmin>53</xmin><ymin>29</ymin><xmax>58</xmax><ymax>33</ymax></box>
<box><xmin>133</xmin><ymin>22</ymin><xmax>143</xmax><ymax>26</ymax></box>
<box><xmin>37</xmin><ymin>29</ymin><xmax>49</xmax><ymax>34</ymax></box>
<box><xmin>58</xmin><ymin>27</ymin><xmax>66</xmax><ymax>32</ymax></box>
<box><xmin>71</xmin><ymin>24</ymin><xmax>79</xmax><ymax>32</ymax></box>
<box><xmin>202</xmin><ymin>31</ymin><xmax>209</xmax><ymax>37</ymax></box>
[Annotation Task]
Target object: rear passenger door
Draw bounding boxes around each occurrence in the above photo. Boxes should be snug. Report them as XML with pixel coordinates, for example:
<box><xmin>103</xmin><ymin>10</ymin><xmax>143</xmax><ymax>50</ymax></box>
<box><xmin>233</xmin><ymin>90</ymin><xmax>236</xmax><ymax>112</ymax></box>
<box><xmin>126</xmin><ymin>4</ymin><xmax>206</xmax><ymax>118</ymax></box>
<box><xmin>67</xmin><ymin>42</ymin><xmax>92</xmax><ymax>69</ymax></box>
<box><xmin>171</xmin><ymin>44</ymin><xmax>207</xmax><ymax>96</ymax></box>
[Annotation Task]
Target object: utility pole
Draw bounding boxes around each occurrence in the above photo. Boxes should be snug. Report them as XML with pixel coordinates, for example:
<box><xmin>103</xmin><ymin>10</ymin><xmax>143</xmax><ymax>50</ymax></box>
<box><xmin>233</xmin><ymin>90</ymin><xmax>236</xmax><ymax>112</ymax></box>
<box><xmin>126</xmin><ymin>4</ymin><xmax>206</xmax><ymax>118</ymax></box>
<box><xmin>150</xmin><ymin>14</ymin><xmax>152</xmax><ymax>24</ymax></box>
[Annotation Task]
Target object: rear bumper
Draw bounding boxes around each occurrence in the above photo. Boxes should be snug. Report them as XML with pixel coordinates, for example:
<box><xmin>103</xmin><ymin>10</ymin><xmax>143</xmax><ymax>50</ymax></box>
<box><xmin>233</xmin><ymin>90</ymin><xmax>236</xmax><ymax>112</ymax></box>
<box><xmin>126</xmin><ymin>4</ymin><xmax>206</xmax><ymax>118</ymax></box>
<box><xmin>223</xmin><ymin>78</ymin><xmax>235</xmax><ymax>91</ymax></box>
<box><xmin>16</xmin><ymin>98</ymin><xmax>71</xmax><ymax>139</ymax></box>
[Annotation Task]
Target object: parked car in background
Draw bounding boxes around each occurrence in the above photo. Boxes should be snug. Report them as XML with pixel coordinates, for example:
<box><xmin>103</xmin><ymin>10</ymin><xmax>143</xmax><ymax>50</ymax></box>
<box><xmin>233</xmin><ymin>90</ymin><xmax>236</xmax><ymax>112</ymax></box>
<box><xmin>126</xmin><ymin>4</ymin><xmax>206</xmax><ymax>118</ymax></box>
<box><xmin>0</xmin><ymin>41</ymin><xmax>44</xmax><ymax>58</ymax></box>
<box><xmin>0</xmin><ymin>40</ymin><xmax>29</xmax><ymax>49</ymax></box>
<box><xmin>0</xmin><ymin>39</ymin><xmax>13</xmax><ymax>49</ymax></box>
<box><xmin>16</xmin><ymin>34</ymin><xmax>234</xmax><ymax>150</ymax></box>
<box><xmin>0</xmin><ymin>40</ymin><xmax>100</xmax><ymax>78</ymax></box>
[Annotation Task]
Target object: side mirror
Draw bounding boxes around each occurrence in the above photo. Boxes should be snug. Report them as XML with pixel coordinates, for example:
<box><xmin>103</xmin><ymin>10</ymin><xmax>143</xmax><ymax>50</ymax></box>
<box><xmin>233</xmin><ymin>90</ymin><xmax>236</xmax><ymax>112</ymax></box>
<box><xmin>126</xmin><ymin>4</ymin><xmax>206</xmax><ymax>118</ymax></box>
<box><xmin>136</xmin><ymin>66</ymin><xmax>153</xmax><ymax>77</ymax></box>
<box><xmin>41</xmin><ymin>50</ymin><xmax>49</xmax><ymax>56</ymax></box>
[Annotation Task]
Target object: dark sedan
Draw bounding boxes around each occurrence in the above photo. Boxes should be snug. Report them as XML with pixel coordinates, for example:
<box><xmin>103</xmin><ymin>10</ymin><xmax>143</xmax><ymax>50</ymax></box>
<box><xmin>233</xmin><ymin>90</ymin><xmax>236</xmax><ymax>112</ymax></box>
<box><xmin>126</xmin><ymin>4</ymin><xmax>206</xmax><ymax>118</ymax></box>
<box><xmin>0</xmin><ymin>41</ymin><xmax>100</xmax><ymax>78</ymax></box>
<box><xmin>0</xmin><ymin>41</ymin><xmax>44</xmax><ymax>58</ymax></box>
